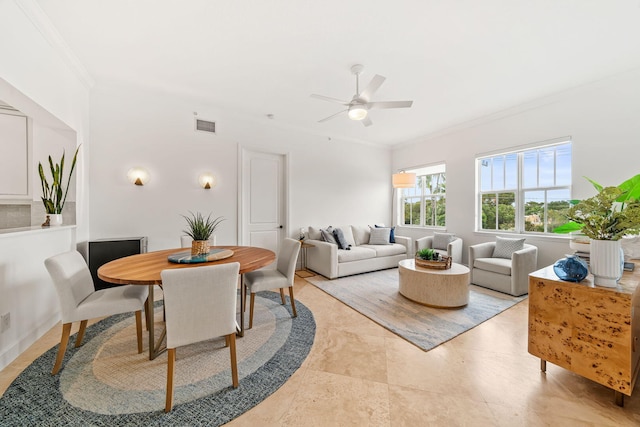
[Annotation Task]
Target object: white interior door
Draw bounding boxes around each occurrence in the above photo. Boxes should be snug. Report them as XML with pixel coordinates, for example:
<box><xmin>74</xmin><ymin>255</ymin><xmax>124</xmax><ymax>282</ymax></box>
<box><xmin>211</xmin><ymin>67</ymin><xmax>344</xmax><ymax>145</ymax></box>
<box><xmin>240</xmin><ymin>149</ymin><xmax>287</xmax><ymax>257</ymax></box>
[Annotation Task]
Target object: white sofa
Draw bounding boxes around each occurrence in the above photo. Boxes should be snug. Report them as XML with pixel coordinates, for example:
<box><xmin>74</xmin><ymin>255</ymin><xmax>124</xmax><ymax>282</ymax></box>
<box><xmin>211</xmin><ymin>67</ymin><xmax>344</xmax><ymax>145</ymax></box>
<box><xmin>305</xmin><ymin>225</ymin><xmax>411</xmax><ymax>279</ymax></box>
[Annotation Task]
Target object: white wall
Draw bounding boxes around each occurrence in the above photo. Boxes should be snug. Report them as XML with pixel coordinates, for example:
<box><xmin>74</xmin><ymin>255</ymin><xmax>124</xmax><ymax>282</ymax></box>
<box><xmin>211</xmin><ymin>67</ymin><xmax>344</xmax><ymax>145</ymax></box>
<box><xmin>89</xmin><ymin>82</ymin><xmax>392</xmax><ymax>251</ymax></box>
<box><xmin>393</xmin><ymin>68</ymin><xmax>640</xmax><ymax>268</ymax></box>
<box><xmin>0</xmin><ymin>1</ymin><xmax>90</xmax><ymax>370</ymax></box>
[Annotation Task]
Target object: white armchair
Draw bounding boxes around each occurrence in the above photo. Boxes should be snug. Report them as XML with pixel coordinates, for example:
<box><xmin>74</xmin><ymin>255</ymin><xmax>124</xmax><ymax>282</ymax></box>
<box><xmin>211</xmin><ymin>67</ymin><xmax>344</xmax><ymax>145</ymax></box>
<box><xmin>415</xmin><ymin>233</ymin><xmax>463</xmax><ymax>264</ymax></box>
<box><xmin>468</xmin><ymin>239</ymin><xmax>538</xmax><ymax>296</ymax></box>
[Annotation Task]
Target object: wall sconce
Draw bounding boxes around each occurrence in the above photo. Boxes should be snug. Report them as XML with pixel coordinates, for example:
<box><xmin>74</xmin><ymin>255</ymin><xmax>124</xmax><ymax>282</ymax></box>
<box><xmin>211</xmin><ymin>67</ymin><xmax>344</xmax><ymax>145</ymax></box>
<box><xmin>392</xmin><ymin>171</ymin><xmax>416</xmax><ymax>188</ymax></box>
<box><xmin>127</xmin><ymin>167</ymin><xmax>150</xmax><ymax>186</ymax></box>
<box><xmin>198</xmin><ymin>173</ymin><xmax>216</xmax><ymax>189</ymax></box>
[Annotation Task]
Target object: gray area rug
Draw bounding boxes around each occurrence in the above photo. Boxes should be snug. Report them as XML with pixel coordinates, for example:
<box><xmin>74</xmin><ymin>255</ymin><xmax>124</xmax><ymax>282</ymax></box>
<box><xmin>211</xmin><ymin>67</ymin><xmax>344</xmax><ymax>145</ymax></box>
<box><xmin>306</xmin><ymin>268</ymin><xmax>525</xmax><ymax>351</ymax></box>
<box><xmin>0</xmin><ymin>292</ymin><xmax>315</xmax><ymax>426</ymax></box>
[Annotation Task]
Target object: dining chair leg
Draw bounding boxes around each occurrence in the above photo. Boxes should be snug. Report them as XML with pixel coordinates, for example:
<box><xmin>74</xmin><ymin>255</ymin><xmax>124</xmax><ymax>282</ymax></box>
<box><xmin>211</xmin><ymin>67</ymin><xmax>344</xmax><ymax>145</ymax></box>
<box><xmin>279</xmin><ymin>288</ymin><xmax>286</xmax><ymax>305</ymax></box>
<box><xmin>135</xmin><ymin>310</ymin><xmax>143</xmax><ymax>354</ymax></box>
<box><xmin>225</xmin><ymin>335</ymin><xmax>230</xmax><ymax>347</ymax></box>
<box><xmin>52</xmin><ymin>323</ymin><xmax>72</xmax><ymax>375</ymax></box>
<box><xmin>165</xmin><ymin>348</ymin><xmax>176</xmax><ymax>413</ymax></box>
<box><xmin>144</xmin><ymin>297</ymin><xmax>149</xmax><ymax>331</ymax></box>
<box><xmin>228</xmin><ymin>333</ymin><xmax>239</xmax><ymax>388</ymax></box>
<box><xmin>289</xmin><ymin>286</ymin><xmax>297</xmax><ymax>318</ymax></box>
<box><xmin>75</xmin><ymin>320</ymin><xmax>88</xmax><ymax>347</ymax></box>
<box><xmin>249</xmin><ymin>292</ymin><xmax>256</xmax><ymax>329</ymax></box>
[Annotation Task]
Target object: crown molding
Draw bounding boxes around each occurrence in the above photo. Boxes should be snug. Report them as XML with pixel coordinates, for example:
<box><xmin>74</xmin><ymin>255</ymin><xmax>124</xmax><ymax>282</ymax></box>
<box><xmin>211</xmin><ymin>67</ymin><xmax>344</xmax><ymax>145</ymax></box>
<box><xmin>15</xmin><ymin>0</ymin><xmax>95</xmax><ymax>90</ymax></box>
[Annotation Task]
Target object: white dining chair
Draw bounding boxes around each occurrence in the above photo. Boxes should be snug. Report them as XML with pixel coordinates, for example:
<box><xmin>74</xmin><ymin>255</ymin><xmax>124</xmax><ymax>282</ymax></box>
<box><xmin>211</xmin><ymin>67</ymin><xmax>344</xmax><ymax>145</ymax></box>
<box><xmin>243</xmin><ymin>238</ymin><xmax>301</xmax><ymax>329</ymax></box>
<box><xmin>44</xmin><ymin>251</ymin><xmax>148</xmax><ymax>375</ymax></box>
<box><xmin>161</xmin><ymin>262</ymin><xmax>240</xmax><ymax>412</ymax></box>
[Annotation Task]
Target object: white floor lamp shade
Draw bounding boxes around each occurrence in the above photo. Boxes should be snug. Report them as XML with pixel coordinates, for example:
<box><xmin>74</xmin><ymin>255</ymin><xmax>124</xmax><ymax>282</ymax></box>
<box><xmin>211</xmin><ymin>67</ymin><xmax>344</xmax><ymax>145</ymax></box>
<box><xmin>392</xmin><ymin>172</ymin><xmax>416</xmax><ymax>188</ymax></box>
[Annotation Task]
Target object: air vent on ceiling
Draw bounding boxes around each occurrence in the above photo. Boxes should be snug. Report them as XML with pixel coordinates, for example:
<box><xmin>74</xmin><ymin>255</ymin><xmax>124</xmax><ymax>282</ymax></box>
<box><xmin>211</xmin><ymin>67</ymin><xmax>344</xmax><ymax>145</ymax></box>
<box><xmin>195</xmin><ymin>118</ymin><xmax>216</xmax><ymax>134</ymax></box>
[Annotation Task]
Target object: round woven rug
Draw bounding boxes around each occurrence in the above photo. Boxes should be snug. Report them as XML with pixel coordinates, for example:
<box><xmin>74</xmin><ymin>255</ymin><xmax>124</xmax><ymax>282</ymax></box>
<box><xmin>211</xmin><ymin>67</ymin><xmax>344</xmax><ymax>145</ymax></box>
<box><xmin>0</xmin><ymin>292</ymin><xmax>315</xmax><ymax>426</ymax></box>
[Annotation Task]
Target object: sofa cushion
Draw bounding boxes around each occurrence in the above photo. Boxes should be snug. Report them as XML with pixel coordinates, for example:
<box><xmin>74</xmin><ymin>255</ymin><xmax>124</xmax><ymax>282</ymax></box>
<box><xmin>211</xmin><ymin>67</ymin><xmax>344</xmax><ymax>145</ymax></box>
<box><xmin>493</xmin><ymin>237</ymin><xmax>525</xmax><ymax>259</ymax></box>
<box><xmin>433</xmin><ymin>232</ymin><xmax>455</xmax><ymax>250</ymax></box>
<box><xmin>474</xmin><ymin>257</ymin><xmax>512</xmax><ymax>275</ymax></box>
<box><xmin>333</xmin><ymin>228</ymin><xmax>351</xmax><ymax>250</ymax></box>
<box><xmin>320</xmin><ymin>227</ymin><xmax>337</xmax><ymax>244</ymax></box>
<box><xmin>374</xmin><ymin>224</ymin><xmax>395</xmax><ymax>243</ymax></box>
<box><xmin>369</xmin><ymin>227</ymin><xmax>391</xmax><ymax>245</ymax></box>
<box><xmin>337</xmin><ymin>246</ymin><xmax>376</xmax><ymax>263</ymax></box>
<box><xmin>360</xmin><ymin>243</ymin><xmax>406</xmax><ymax>257</ymax></box>
<box><xmin>351</xmin><ymin>225</ymin><xmax>371</xmax><ymax>246</ymax></box>
<box><xmin>336</xmin><ymin>225</ymin><xmax>356</xmax><ymax>247</ymax></box>
<box><xmin>308</xmin><ymin>226</ymin><xmax>322</xmax><ymax>241</ymax></box>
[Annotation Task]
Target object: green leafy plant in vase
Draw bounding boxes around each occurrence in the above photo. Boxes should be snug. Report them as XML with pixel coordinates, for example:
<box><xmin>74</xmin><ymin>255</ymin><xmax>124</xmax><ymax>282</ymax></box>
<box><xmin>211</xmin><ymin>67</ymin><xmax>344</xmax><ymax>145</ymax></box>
<box><xmin>554</xmin><ymin>174</ymin><xmax>640</xmax><ymax>286</ymax></box>
<box><xmin>416</xmin><ymin>248</ymin><xmax>440</xmax><ymax>261</ymax></box>
<box><xmin>182</xmin><ymin>211</ymin><xmax>225</xmax><ymax>256</ymax></box>
<box><xmin>38</xmin><ymin>146</ymin><xmax>80</xmax><ymax>226</ymax></box>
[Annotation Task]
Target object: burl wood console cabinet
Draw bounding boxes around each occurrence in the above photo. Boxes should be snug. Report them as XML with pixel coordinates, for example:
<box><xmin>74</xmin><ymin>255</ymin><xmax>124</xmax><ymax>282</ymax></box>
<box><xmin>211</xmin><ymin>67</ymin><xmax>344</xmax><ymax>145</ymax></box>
<box><xmin>528</xmin><ymin>263</ymin><xmax>640</xmax><ymax>406</ymax></box>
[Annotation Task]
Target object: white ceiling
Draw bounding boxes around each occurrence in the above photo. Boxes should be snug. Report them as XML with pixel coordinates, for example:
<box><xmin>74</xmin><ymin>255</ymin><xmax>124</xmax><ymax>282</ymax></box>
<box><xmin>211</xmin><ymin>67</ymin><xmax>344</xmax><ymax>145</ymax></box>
<box><xmin>35</xmin><ymin>0</ymin><xmax>640</xmax><ymax>147</ymax></box>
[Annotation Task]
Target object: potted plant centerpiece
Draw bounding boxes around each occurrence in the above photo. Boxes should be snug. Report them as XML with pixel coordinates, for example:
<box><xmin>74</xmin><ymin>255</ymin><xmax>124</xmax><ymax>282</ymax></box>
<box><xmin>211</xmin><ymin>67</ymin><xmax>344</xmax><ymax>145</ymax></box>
<box><xmin>415</xmin><ymin>248</ymin><xmax>451</xmax><ymax>269</ymax></box>
<box><xmin>38</xmin><ymin>146</ymin><xmax>80</xmax><ymax>226</ymax></box>
<box><xmin>554</xmin><ymin>174</ymin><xmax>640</xmax><ymax>287</ymax></box>
<box><xmin>182</xmin><ymin>212</ymin><xmax>225</xmax><ymax>256</ymax></box>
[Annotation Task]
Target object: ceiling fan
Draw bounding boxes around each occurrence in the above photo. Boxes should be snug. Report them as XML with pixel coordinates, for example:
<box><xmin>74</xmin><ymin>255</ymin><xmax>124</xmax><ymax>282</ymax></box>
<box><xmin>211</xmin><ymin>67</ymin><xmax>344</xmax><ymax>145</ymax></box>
<box><xmin>311</xmin><ymin>64</ymin><xmax>413</xmax><ymax>127</ymax></box>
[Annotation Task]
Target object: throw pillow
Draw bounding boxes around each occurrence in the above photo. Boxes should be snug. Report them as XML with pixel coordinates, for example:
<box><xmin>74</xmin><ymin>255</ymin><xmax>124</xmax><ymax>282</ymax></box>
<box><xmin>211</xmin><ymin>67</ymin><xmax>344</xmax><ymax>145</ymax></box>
<box><xmin>307</xmin><ymin>226</ymin><xmax>322</xmax><ymax>241</ymax></box>
<box><xmin>375</xmin><ymin>224</ymin><xmax>395</xmax><ymax>243</ymax></box>
<box><xmin>320</xmin><ymin>226</ymin><xmax>337</xmax><ymax>245</ymax></box>
<box><xmin>493</xmin><ymin>236</ymin><xmax>525</xmax><ymax>259</ymax></box>
<box><xmin>369</xmin><ymin>227</ymin><xmax>392</xmax><ymax>245</ymax></box>
<box><xmin>333</xmin><ymin>228</ymin><xmax>351</xmax><ymax>250</ymax></box>
<box><xmin>433</xmin><ymin>232</ymin><xmax>454</xmax><ymax>250</ymax></box>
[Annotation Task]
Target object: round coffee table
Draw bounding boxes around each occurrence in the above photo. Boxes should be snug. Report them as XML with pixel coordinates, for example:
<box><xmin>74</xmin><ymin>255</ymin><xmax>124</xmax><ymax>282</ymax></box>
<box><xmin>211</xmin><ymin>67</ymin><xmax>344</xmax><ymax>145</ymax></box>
<box><xmin>398</xmin><ymin>259</ymin><xmax>470</xmax><ymax>308</ymax></box>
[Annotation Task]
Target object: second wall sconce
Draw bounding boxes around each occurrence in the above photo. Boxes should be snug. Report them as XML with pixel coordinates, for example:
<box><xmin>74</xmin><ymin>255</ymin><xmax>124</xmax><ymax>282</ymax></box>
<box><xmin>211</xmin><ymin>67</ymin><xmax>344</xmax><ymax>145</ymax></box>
<box><xmin>198</xmin><ymin>173</ymin><xmax>216</xmax><ymax>189</ymax></box>
<box><xmin>127</xmin><ymin>167</ymin><xmax>150</xmax><ymax>186</ymax></box>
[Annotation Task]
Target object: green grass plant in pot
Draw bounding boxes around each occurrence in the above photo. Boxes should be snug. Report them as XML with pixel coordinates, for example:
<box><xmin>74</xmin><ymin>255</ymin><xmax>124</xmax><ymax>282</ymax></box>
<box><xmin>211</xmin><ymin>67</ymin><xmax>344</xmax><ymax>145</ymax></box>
<box><xmin>554</xmin><ymin>174</ymin><xmax>640</xmax><ymax>287</ymax></box>
<box><xmin>38</xmin><ymin>146</ymin><xmax>80</xmax><ymax>226</ymax></box>
<box><xmin>182</xmin><ymin>211</ymin><xmax>225</xmax><ymax>256</ymax></box>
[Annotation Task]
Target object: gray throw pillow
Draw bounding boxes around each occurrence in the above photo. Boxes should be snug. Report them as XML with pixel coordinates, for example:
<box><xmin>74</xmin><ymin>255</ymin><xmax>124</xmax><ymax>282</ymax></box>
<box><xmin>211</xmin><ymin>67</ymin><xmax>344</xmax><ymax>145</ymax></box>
<box><xmin>493</xmin><ymin>236</ymin><xmax>525</xmax><ymax>259</ymax></box>
<box><xmin>333</xmin><ymin>228</ymin><xmax>351</xmax><ymax>250</ymax></box>
<box><xmin>320</xmin><ymin>227</ymin><xmax>337</xmax><ymax>245</ymax></box>
<box><xmin>433</xmin><ymin>232</ymin><xmax>455</xmax><ymax>250</ymax></box>
<box><xmin>369</xmin><ymin>227</ymin><xmax>391</xmax><ymax>245</ymax></box>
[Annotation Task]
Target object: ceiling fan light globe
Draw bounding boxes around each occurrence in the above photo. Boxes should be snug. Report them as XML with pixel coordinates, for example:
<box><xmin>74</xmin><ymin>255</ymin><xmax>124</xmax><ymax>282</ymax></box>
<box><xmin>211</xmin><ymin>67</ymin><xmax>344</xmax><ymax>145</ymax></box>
<box><xmin>348</xmin><ymin>106</ymin><xmax>368</xmax><ymax>121</ymax></box>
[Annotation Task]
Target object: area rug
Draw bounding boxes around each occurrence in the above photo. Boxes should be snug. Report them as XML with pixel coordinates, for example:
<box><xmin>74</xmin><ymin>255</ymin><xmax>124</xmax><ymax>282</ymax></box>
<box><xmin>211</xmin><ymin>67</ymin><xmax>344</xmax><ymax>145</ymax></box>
<box><xmin>0</xmin><ymin>292</ymin><xmax>315</xmax><ymax>426</ymax></box>
<box><xmin>306</xmin><ymin>268</ymin><xmax>525</xmax><ymax>351</ymax></box>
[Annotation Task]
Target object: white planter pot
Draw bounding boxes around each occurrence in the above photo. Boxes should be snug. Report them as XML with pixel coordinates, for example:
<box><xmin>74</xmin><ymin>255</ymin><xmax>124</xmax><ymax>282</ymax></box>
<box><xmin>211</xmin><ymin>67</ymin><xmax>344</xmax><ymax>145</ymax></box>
<box><xmin>589</xmin><ymin>239</ymin><xmax>623</xmax><ymax>287</ymax></box>
<box><xmin>49</xmin><ymin>214</ymin><xmax>63</xmax><ymax>227</ymax></box>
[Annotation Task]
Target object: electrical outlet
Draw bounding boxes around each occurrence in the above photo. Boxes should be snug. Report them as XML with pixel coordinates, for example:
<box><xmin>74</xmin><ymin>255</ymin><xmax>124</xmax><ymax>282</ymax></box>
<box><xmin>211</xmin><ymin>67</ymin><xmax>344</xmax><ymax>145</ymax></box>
<box><xmin>0</xmin><ymin>313</ymin><xmax>10</xmax><ymax>333</ymax></box>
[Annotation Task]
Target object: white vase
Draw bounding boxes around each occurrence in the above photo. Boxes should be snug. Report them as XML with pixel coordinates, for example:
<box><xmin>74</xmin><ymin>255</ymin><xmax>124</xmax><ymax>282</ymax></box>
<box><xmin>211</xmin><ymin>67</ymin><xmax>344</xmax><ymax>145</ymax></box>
<box><xmin>589</xmin><ymin>239</ymin><xmax>622</xmax><ymax>287</ymax></box>
<box><xmin>49</xmin><ymin>214</ymin><xmax>63</xmax><ymax>227</ymax></box>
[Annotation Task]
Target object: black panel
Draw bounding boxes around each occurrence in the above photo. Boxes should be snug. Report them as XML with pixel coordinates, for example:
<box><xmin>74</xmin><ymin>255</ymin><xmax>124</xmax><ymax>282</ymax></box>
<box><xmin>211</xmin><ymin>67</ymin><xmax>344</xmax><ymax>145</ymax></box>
<box><xmin>87</xmin><ymin>237</ymin><xmax>147</xmax><ymax>290</ymax></box>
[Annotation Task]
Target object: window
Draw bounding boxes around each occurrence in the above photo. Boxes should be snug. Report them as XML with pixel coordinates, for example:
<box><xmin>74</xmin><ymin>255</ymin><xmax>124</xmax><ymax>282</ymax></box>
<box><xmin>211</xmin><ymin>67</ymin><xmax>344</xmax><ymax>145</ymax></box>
<box><xmin>400</xmin><ymin>164</ymin><xmax>446</xmax><ymax>227</ymax></box>
<box><xmin>477</xmin><ymin>140</ymin><xmax>572</xmax><ymax>234</ymax></box>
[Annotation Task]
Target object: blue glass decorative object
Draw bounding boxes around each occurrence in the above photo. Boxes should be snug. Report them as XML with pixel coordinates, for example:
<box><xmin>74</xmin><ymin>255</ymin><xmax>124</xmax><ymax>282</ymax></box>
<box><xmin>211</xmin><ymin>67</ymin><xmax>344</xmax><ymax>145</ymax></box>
<box><xmin>553</xmin><ymin>254</ymin><xmax>589</xmax><ymax>282</ymax></box>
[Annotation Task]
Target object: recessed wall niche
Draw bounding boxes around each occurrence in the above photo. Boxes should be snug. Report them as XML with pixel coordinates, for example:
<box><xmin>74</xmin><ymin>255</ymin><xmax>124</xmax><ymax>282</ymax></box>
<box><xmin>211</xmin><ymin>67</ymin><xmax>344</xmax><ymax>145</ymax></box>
<box><xmin>0</xmin><ymin>89</ymin><xmax>78</xmax><ymax>230</ymax></box>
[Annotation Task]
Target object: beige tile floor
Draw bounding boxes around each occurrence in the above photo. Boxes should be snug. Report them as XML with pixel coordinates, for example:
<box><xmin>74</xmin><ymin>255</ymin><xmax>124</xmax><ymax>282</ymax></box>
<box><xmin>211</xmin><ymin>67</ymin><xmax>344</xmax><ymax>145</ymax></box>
<box><xmin>2</xmin><ymin>274</ymin><xmax>640</xmax><ymax>426</ymax></box>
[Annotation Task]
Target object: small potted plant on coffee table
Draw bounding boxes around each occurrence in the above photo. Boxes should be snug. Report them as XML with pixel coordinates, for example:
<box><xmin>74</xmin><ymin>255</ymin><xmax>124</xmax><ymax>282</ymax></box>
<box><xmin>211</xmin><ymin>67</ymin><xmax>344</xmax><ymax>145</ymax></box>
<box><xmin>415</xmin><ymin>248</ymin><xmax>451</xmax><ymax>269</ymax></box>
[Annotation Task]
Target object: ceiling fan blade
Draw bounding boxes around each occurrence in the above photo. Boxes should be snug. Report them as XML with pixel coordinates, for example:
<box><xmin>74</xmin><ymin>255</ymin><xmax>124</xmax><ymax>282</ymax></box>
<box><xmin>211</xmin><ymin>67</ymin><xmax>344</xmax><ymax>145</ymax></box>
<box><xmin>359</xmin><ymin>75</ymin><xmax>386</xmax><ymax>101</ymax></box>
<box><xmin>362</xmin><ymin>116</ymin><xmax>373</xmax><ymax>127</ymax></box>
<box><xmin>310</xmin><ymin>94</ymin><xmax>349</xmax><ymax>105</ymax></box>
<box><xmin>318</xmin><ymin>109</ymin><xmax>348</xmax><ymax>123</ymax></box>
<box><xmin>368</xmin><ymin>100</ymin><xmax>413</xmax><ymax>109</ymax></box>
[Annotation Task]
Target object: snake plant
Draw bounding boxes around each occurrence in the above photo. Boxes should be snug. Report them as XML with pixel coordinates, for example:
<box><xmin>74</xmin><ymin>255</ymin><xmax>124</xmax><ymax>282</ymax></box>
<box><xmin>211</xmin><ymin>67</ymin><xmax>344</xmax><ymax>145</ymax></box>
<box><xmin>38</xmin><ymin>146</ymin><xmax>80</xmax><ymax>214</ymax></box>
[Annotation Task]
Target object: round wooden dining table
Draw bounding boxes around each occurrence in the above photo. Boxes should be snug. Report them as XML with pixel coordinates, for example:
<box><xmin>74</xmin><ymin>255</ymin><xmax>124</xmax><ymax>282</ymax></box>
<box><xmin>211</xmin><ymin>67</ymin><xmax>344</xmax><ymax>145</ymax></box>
<box><xmin>98</xmin><ymin>246</ymin><xmax>275</xmax><ymax>360</ymax></box>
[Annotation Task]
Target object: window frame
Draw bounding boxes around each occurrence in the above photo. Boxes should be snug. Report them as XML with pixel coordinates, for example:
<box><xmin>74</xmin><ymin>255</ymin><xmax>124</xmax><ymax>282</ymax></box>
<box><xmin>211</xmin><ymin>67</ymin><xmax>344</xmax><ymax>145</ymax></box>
<box><xmin>476</xmin><ymin>139</ymin><xmax>572</xmax><ymax>235</ymax></box>
<box><xmin>398</xmin><ymin>164</ymin><xmax>446</xmax><ymax>229</ymax></box>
